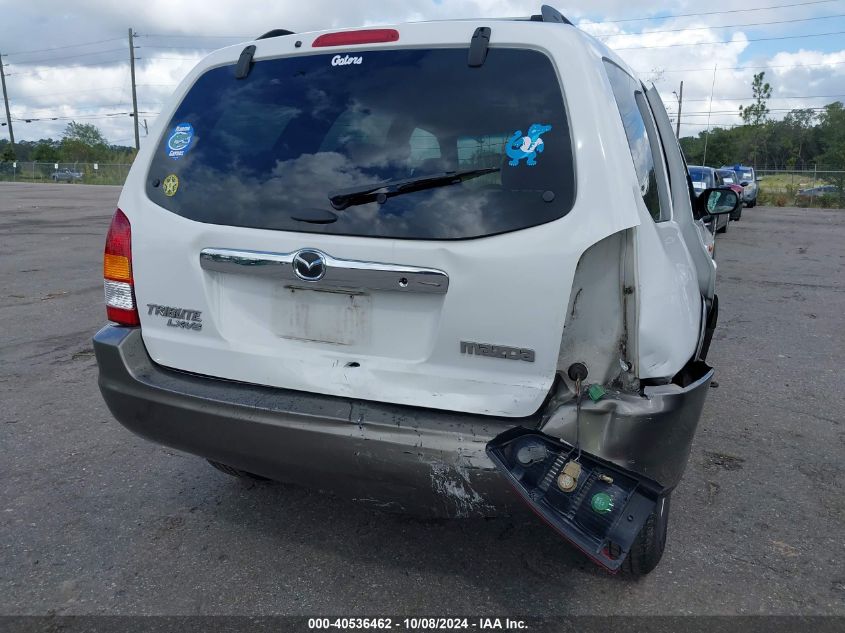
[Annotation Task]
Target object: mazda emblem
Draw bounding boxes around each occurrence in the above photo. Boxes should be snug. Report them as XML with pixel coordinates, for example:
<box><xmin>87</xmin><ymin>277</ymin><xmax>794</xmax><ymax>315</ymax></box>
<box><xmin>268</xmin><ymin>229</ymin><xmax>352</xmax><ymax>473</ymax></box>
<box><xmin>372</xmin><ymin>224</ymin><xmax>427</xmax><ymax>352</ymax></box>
<box><xmin>292</xmin><ymin>249</ymin><xmax>326</xmax><ymax>281</ymax></box>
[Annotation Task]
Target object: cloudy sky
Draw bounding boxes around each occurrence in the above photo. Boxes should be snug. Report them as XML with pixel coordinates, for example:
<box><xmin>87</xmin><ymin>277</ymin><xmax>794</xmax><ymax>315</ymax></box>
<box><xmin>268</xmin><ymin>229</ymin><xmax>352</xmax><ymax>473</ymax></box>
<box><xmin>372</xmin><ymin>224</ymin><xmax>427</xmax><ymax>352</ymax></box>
<box><xmin>1</xmin><ymin>0</ymin><xmax>844</xmax><ymax>146</ymax></box>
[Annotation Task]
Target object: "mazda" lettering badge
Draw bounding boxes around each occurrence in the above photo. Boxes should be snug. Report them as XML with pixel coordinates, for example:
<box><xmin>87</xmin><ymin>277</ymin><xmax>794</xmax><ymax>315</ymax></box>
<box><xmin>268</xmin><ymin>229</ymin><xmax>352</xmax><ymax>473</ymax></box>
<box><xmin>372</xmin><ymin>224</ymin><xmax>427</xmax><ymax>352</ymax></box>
<box><xmin>460</xmin><ymin>341</ymin><xmax>535</xmax><ymax>363</ymax></box>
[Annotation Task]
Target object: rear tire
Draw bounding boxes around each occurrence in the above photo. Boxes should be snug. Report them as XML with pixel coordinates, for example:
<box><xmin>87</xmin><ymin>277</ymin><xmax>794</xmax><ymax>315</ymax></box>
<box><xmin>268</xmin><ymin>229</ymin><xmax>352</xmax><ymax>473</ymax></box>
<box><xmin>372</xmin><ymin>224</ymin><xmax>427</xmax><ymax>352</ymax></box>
<box><xmin>620</xmin><ymin>495</ymin><xmax>671</xmax><ymax>577</ymax></box>
<box><xmin>207</xmin><ymin>459</ymin><xmax>270</xmax><ymax>481</ymax></box>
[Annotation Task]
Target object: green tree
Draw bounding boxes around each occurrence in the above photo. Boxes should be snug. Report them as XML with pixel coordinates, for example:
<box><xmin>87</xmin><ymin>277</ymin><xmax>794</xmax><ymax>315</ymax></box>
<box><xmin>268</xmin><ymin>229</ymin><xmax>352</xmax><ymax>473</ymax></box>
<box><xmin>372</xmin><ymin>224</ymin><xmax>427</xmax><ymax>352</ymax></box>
<box><xmin>738</xmin><ymin>72</ymin><xmax>772</xmax><ymax>167</ymax></box>
<box><xmin>738</xmin><ymin>72</ymin><xmax>773</xmax><ymax>126</ymax></box>
<box><xmin>782</xmin><ymin>108</ymin><xmax>816</xmax><ymax>169</ymax></box>
<box><xmin>678</xmin><ymin>100</ymin><xmax>843</xmax><ymax>170</ymax></box>
<box><xmin>63</xmin><ymin>121</ymin><xmax>109</xmax><ymax>146</ymax></box>
<box><xmin>59</xmin><ymin>121</ymin><xmax>110</xmax><ymax>162</ymax></box>
<box><xmin>817</xmin><ymin>102</ymin><xmax>845</xmax><ymax>170</ymax></box>
<box><xmin>32</xmin><ymin>139</ymin><xmax>60</xmax><ymax>162</ymax></box>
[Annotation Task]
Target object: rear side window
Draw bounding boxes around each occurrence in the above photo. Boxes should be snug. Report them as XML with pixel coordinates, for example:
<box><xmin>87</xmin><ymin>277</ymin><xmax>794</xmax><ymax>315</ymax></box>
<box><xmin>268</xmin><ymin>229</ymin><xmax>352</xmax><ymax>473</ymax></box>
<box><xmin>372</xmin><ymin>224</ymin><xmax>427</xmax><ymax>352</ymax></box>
<box><xmin>603</xmin><ymin>61</ymin><xmax>664</xmax><ymax>222</ymax></box>
<box><xmin>147</xmin><ymin>48</ymin><xmax>575</xmax><ymax>240</ymax></box>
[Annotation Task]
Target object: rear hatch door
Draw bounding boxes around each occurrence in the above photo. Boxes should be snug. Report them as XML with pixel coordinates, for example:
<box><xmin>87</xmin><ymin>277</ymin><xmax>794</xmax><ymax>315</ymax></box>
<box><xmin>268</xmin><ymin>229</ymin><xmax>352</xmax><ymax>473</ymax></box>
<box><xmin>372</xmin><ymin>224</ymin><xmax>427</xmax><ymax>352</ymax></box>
<box><xmin>128</xmin><ymin>32</ymin><xmax>606</xmax><ymax>417</ymax></box>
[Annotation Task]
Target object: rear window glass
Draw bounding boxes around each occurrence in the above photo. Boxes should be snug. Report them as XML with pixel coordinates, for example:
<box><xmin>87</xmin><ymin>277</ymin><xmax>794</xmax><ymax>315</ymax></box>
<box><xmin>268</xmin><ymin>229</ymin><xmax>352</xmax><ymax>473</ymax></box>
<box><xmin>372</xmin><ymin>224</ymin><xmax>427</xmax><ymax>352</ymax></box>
<box><xmin>688</xmin><ymin>167</ymin><xmax>713</xmax><ymax>190</ymax></box>
<box><xmin>146</xmin><ymin>48</ymin><xmax>575</xmax><ymax>240</ymax></box>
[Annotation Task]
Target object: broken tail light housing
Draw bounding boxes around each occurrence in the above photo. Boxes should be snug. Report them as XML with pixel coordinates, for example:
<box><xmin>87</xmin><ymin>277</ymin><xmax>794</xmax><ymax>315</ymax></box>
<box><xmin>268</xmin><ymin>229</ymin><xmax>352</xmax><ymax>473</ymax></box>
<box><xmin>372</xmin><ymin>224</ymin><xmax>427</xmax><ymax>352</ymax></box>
<box><xmin>103</xmin><ymin>208</ymin><xmax>140</xmax><ymax>326</ymax></box>
<box><xmin>487</xmin><ymin>427</ymin><xmax>660</xmax><ymax>571</ymax></box>
<box><xmin>312</xmin><ymin>29</ymin><xmax>399</xmax><ymax>48</ymax></box>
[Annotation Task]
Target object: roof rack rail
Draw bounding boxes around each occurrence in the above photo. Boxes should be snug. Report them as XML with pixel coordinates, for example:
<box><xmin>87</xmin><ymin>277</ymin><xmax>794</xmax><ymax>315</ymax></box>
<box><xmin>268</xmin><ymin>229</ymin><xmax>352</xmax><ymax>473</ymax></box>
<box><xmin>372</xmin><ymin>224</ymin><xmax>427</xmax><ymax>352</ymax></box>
<box><xmin>257</xmin><ymin>29</ymin><xmax>295</xmax><ymax>40</ymax></box>
<box><xmin>529</xmin><ymin>5</ymin><xmax>574</xmax><ymax>25</ymax></box>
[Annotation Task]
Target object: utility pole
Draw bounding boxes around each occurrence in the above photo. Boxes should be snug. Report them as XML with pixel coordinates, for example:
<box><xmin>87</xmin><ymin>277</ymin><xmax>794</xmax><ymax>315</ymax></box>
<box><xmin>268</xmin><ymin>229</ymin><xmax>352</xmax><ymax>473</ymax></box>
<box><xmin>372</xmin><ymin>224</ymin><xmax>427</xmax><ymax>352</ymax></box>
<box><xmin>702</xmin><ymin>65</ymin><xmax>717</xmax><ymax>166</ymax></box>
<box><xmin>0</xmin><ymin>52</ymin><xmax>15</xmax><ymax>151</ymax></box>
<box><xmin>128</xmin><ymin>28</ymin><xmax>140</xmax><ymax>150</ymax></box>
<box><xmin>675</xmin><ymin>81</ymin><xmax>684</xmax><ymax>139</ymax></box>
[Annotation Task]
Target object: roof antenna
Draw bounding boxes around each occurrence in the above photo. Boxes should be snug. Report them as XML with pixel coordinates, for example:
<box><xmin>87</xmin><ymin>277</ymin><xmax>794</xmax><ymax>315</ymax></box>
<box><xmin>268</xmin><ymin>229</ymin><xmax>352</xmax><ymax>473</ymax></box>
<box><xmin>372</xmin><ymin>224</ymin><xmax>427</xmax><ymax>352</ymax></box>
<box><xmin>540</xmin><ymin>5</ymin><xmax>574</xmax><ymax>25</ymax></box>
<box><xmin>257</xmin><ymin>29</ymin><xmax>295</xmax><ymax>40</ymax></box>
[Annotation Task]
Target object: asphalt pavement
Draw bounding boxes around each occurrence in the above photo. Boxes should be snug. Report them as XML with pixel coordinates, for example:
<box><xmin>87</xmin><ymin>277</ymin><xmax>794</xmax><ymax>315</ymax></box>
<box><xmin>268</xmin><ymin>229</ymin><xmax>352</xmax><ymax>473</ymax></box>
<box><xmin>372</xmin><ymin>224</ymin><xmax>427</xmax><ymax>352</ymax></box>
<box><xmin>1</xmin><ymin>183</ymin><xmax>843</xmax><ymax>616</ymax></box>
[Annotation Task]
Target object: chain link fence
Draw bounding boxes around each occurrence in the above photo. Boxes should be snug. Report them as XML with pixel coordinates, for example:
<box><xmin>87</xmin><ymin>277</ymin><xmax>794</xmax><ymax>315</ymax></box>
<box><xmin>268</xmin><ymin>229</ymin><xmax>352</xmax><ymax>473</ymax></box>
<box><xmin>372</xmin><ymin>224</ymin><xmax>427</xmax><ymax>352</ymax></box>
<box><xmin>0</xmin><ymin>162</ymin><xmax>132</xmax><ymax>186</ymax></box>
<box><xmin>756</xmin><ymin>169</ymin><xmax>844</xmax><ymax>209</ymax></box>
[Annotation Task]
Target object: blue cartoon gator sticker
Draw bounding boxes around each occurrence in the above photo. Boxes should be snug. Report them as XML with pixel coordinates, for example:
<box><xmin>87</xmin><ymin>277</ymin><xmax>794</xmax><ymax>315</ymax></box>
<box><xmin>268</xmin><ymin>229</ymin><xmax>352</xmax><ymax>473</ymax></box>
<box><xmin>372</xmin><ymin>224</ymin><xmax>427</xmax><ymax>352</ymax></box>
<box><xmin>166</xmin><ymin>123</ymin><xmax>195</xmax><ymax>160</ymax></box>
<box><xmin>506</xmin><ymin>123</ymin><xmax>552</xmax><ymax>167</ymax></box>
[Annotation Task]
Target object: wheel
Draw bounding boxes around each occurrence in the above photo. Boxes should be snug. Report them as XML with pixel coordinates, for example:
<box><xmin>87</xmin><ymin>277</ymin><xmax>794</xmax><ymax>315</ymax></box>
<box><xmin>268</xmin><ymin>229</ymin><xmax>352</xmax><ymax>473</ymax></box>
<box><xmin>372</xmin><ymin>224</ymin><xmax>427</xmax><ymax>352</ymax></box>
<box><xmin>207</xmin><ymin>459</ymin><xmax>270</xmax><ymax>481</ymax></box>
<box><xmin>620</xmin><ymin>494</ymin><xmax>671</xmax><ymax>577</ymax></box>
<box><xmin>731</xmin><ymin>208</ymin><xmax>742</xmax><ymax>221</ymax></box>
<box><xmin>748</xmin><ymin>199</ymin><xmax>757</xmax><ymax>208</ymax></box>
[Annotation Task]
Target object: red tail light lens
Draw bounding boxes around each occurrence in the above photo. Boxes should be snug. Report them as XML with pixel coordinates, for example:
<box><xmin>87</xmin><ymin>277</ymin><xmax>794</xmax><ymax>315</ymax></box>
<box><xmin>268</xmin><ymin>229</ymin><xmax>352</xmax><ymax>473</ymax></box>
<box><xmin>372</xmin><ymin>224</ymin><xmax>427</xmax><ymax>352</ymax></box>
<box><xmin>103</xmin><ymin>208</ymin><xmax>140</xmax><ymax>326</ymax></box>
<box><xmin>312</xmin><ymin>29</ymin><xmax>399</xmax><ymax>48</ymax></box>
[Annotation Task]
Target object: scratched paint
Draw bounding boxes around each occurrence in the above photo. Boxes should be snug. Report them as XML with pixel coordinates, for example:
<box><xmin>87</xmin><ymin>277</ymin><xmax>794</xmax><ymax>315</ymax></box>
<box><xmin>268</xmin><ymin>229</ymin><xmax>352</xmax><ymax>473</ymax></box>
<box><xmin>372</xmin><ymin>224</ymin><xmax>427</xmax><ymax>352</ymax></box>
<box><xmin>425</xmin><ymin>458</ymin><xmax>493</xmax><ymax>518</ymax></box>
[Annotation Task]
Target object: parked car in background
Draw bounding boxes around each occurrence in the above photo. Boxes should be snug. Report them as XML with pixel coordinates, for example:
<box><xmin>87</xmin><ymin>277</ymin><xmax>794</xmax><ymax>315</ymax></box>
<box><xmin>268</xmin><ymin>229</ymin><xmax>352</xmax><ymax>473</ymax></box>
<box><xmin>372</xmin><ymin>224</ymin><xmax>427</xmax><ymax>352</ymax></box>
<box><xmin>716</xmin><ymin>168</ymin><xmax>744</xmax><ymax>221</ymax></box>
<box><xmin>796</xmin><ymin>184</ymin><xmax>841</xmax><ymax>207</ymax></box>
<box><xmin>722</xmin><ymin>164</ymin><xmax>758</xmax><ymax>207</ymax></box>
<box><xmin>94</xmin><ymin>6</ymin><xmax>741</xmax><ymax>576</ymax></box>
<box><xmin>689</xmin><ymin>165</ymin><xmax>729</xmax><ymax>233</ymax></box>
<box><xmin>797</xmin><ymin>184</ymin><xmax>839</xmax><ymax>197</ymax></box>
<box><xmin>51</xmin><ymin>168</ymin><xmax>83</xmax><ymax>182</ymax></box>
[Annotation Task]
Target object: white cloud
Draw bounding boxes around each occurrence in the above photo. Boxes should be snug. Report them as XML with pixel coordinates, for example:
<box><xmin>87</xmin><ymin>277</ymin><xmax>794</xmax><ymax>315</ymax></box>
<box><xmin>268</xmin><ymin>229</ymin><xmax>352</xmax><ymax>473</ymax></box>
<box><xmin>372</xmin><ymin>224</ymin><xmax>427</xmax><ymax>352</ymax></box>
<box><xmin>1</xmin><ymin>1</ymin><xmax>843</xmax><ymax>144</ymax></box>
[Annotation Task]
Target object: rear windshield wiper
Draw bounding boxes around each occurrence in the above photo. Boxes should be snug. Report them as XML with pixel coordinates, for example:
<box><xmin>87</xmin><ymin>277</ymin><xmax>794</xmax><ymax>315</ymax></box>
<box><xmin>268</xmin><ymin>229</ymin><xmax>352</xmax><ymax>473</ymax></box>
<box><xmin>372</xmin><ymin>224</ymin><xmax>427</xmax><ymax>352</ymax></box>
<box><xmin>329</xmin><ymin>167</ymin><xmax>500</xmax><ymax>210</ymax></box>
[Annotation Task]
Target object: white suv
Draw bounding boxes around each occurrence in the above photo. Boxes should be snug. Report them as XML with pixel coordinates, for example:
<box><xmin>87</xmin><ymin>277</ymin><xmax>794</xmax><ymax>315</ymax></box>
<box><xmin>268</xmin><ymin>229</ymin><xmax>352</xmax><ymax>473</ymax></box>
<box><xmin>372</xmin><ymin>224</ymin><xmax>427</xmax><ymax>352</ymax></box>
<box><xmin>94</xmin><ymin>5</ymin><xmax>739</xmax><ymax>575</ymax></box>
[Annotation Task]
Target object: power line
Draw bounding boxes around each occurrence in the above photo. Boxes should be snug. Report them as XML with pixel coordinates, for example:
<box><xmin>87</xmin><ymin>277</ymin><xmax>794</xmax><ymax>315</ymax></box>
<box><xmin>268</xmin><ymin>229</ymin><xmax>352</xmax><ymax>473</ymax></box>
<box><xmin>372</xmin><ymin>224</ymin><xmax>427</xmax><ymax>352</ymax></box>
<box><xmin>5</xmin><ymin>48</ymin><xmax>128</xmax><ymax>67</ymax></box>
<box><xmin>680</xmin><ymin>106</ymin><xmax>833</xmax><ymax>115</ymax></box>
<box><xmin>12</xmin><ymin>111</ymin><xmax>159</xmax><ymax>123</ymax></box>
<box><xmin>602</xmin><ymin>0</ymin><xmax>843</xmax><ymax>24</ymax></box>
<box><xmin>1</xmin><ymin>37</ymin><xmax>125</xmax><ymax>58</ymax></box>
<box><xmin>144</xmin><ymin>56</ymin><xmax>204</xmax><ymax>61</ymax></box>
<box><xmin>638</xmin><ymin>60</ymin><xmax>845</xmax><ymax>73</ymax></box>
<box><xmin>683</xmin><ymin>93</ymin><xmax>845</xmax><ymax>102</ymax></box>
<box><xmin>600</xmin><ymin>12</ymin><xmax>845</xmax><ymax>38</ymax></box>
<box><xmin>19</xmin><ymin>102</ymin><xmax>163</xmax><ymax>114</ymax></box>
<box><xmin>5</xmin><ymin>58</ymin><xmax>127</xmax><ymax>78</ymax></box>
<box><xmin>140</xmin><ymin>33</ymin><xmax>251</xmax><ymax>39</ymax></box>
<box><xmin>7</xmin><ymin>86</ymin><xmax>124</xmax><ymax>100</ymax></box>
<box><xmin>616</xmin><ymin>29</ymin><xmax>845</xmax><ymax>50</ymax></box>
<box><xmin>0</xmin><ymin>0</ymin><xmax>837</xmax><ymax>56</ymax></box>
<box><xmin>140</xmin><ymin>45</ymin><xmax>218</xmax><ymax>51</ymax></box>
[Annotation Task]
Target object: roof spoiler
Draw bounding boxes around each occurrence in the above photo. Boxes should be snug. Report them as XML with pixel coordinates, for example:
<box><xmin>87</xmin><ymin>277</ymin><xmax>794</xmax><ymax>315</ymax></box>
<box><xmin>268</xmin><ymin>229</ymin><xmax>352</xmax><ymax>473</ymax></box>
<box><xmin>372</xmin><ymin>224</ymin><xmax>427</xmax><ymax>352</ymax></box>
<box><xmin>530</xmin><ymin>5</ymin><xmax>574</xmax><ymax>25</ymax></box>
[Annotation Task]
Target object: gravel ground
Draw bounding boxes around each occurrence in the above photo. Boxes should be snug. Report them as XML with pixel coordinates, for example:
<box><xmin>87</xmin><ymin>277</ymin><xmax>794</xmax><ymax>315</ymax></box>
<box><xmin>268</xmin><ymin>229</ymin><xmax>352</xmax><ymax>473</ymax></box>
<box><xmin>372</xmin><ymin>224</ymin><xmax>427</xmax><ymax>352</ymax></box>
<box><xmin>1</xmin><ymin>183</ymin><xmax>843</xmax><ymax>616</ymax></box>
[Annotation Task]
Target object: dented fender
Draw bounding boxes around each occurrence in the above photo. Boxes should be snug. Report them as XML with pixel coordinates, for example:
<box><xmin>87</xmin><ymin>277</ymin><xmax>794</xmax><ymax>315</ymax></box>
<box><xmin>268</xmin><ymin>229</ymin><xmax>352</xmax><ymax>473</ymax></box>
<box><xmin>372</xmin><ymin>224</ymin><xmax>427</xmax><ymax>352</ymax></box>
<box><xmin>538</xmin><ymin>363</ymin><xmax>714</xmax><ymax>490</ymax></box>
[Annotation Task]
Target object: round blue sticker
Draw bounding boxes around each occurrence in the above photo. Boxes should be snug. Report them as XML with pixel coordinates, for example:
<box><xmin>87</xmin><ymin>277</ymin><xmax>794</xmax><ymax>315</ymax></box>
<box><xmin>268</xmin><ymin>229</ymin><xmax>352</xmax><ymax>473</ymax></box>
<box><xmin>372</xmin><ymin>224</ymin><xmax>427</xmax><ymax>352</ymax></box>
<box><xmin>166</xmin><ymin>123</ymin><xmax>195</xmax><ymax>160</ymax></box>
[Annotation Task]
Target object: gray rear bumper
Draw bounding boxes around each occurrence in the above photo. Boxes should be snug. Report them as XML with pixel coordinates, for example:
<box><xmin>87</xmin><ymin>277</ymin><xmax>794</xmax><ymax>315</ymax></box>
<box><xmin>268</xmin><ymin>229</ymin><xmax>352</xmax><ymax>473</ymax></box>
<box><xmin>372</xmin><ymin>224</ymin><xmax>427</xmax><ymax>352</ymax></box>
<box><xmin>94</xmin><ymin>326</ymin><xmax>526</xmax><ymax>517</ymax></box>
<box><xmin>94</xmin><ymin>326</ymin><xmax>712</xmax><ymax>517</ymax></box>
